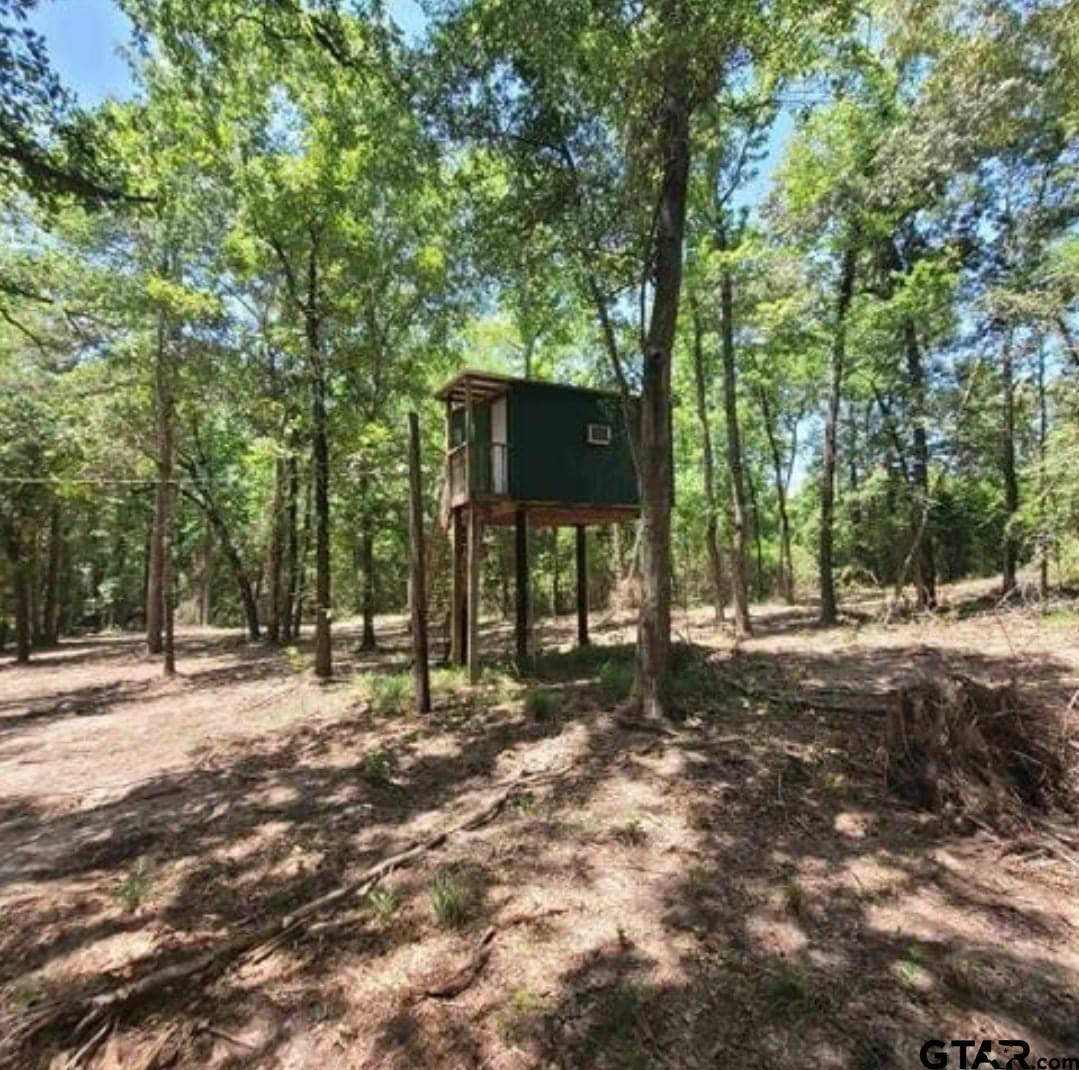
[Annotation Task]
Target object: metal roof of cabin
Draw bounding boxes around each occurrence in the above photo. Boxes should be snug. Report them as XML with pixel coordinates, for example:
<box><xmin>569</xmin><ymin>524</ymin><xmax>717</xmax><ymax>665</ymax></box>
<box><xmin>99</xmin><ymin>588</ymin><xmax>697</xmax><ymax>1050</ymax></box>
<box><xmin>434</xmin><ymin>369</ymin><xmax>625</xmax><ymax>405</ymax></box>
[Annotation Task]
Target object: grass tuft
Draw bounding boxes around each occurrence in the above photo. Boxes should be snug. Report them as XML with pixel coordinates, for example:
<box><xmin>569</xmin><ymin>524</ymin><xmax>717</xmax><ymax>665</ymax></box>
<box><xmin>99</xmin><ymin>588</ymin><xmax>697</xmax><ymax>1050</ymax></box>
<box><xmin>762</xmin><ymin>962</ymin><xmax>815</xmax><ymax>1017</ymax></box>
<box><xmin>115</xmin><ymin>859</ymin><xmax>153</xmax><ymax>912</ymax></box>
<box><xmin>354</xmin><ymin>672</ymin><xmax>411</xmax><ymax>716</ymax></box>
<box><xmin>367</xmin><ymin>886</ymin><xmax>400</xmax><ymax>919</ymax></box>
<box><xmin>598</xmin><ymin>660</ymin><xmax>634</xmax><ymax>702</ymax></box>
<box><xmin>362</xmin><ymin>747</ymin><xmax>394</xmax><ymax>784</ymax></box>
<box><xmin>523</xmin><ymin>688</ymin><xmax>558</xmax><ymax>719</ymax></box>
<box><xmin>429</xmin><ymin>869</ymin><xmax>474</xmax><ymax>927</ymax></box>
<box><xmin>781</xmin><ymin>876</ymin><xmax>807</xmax><ymax>918</ymax></box>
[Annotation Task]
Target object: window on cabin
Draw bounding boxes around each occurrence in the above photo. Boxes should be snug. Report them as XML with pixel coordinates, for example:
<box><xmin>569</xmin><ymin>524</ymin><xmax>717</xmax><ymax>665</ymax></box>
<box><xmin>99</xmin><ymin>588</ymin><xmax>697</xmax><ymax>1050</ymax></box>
<box><xmin>586</xmin><ymin>423</ymin><xmax>612</xmax><ymax>446</ymax></box>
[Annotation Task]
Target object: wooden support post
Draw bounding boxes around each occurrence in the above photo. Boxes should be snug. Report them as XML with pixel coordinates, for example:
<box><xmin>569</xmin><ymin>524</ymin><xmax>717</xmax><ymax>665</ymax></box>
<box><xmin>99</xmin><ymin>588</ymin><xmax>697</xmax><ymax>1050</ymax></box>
<box><xmin>451</xmin><ymin>508</ymin><xmax>466</xmax><ymax>666</ymax></box>
<box><xmin>576</xmin><ymin>524</ymin><xmax>589</xmax><ymax>647</ymax></box>
<box><xmin>407</xmin><ymin>412</ymin><xmax>430</xmax><ymax>713</ymax></box>
<box><xmin>467</xmin><ymin>505</ymin><xmax>482</xmax><ymax>683</ymax></box>
<box><xmin>515</xmin><ymin>508</ymin><xmax>529</xmax><ymax>671</ymax></box>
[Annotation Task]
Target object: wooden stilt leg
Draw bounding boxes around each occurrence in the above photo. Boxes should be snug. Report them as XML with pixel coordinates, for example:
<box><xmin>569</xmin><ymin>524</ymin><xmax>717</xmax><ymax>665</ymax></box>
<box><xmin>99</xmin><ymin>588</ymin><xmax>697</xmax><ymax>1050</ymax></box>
<box><xmin>576</xmin><ymin>524</ymin><xmax>589</xmax><ymax>647</ymax></box>
<box><xmin>515</xmin><ymin>508</ymin><xmax>529</xmax><ymax>671</ymax></box>
<box><xmin>467</xmin><ymin>505</ymin><xmax>482</xmax><ymax>683</ymax></box>
<box><xmin>452</xmin><ymin>508</ymin><xmax>466</xmax><ymax>666</ymax></box>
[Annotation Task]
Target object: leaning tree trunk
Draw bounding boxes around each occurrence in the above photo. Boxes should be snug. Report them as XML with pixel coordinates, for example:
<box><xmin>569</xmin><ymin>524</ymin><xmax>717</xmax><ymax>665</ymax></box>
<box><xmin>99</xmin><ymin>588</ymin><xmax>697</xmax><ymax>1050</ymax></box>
<box><xmin>1001</xmin><ymin>330</ymin><xmax>1019</xmax><ymax>595</ymax></box>
<box><xmin>630</xmin><ymin>40</ymin><xmax>690</xmax><ymax>721</ymax></box>
<box><xmin>904</xmin><ymin>320</ymin><xmax>936</xmax><ymax>609</ymax></box>
<box><xmin>183</xmin><ymin>474</ymin><xmax>261</xmax><ymax>641</ymax></box>
<box><xmin>717</xmin><ymin>245</ymin><xmax>752</xmax><ymax>638</ymax></box>
<box><xmin>820</xmin><ymin>246</ymin><xmax>856</xmax><ymax>627</ymax></box>
<box><xmin>690</xmin><ymin>298</ymin><xmax>725</xmax><ymax>624</ymax></box>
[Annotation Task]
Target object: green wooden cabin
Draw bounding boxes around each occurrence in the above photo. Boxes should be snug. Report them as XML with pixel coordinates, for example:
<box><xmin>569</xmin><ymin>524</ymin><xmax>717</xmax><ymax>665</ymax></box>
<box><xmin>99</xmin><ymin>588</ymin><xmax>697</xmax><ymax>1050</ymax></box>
<box><xmin>435</xmin><ymin>370</ymin><xmax>640</xmax><ymax>679</ymax></box>
<box><xmin>436</xmin><ymin>370</ymin><xmax>639</xmax><ymax>526</ymax></box>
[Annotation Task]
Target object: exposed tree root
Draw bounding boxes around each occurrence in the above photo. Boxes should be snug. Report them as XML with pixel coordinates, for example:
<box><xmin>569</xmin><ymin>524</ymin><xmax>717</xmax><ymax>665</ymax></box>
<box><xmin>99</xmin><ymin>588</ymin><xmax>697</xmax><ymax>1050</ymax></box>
<box><xmin>0</xmin><ymin>766</ymin><xmax>566</xmax><ymax>1069</ymax></box>
<box><xmin>415</xmin><ymin>906</ymin><xmax>568</xmax><ymax>1002</ymax></box>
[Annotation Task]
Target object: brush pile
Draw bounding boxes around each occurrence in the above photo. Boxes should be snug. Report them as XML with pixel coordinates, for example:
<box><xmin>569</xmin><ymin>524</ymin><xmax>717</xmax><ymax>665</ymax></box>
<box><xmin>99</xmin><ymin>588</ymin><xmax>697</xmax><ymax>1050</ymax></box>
<box><xmin>885</xmin><ymin>672</ymin><xmax>1074</xmax><ymax>824</ymax></box>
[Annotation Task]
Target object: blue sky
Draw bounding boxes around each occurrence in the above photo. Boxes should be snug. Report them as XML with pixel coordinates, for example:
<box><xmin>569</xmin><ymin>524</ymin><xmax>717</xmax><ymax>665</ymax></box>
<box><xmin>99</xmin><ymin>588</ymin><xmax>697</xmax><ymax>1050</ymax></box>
<box><xmin>29</xmin><ymin>0</ymin><xmax>135</xmax><ymax>105</ymax></box>
<box><xmin>29</xmin><ymin>0</ymin><xmax>428</xmax><ymax>105</ymax></box>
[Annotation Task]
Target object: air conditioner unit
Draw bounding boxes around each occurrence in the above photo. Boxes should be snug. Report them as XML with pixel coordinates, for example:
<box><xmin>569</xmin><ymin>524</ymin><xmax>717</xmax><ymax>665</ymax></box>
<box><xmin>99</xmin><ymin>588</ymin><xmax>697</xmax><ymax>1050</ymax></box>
<box><xmin>586</xmin><ymin>423</ymin><xmax>612</xmax><ymax>446</ymax></box>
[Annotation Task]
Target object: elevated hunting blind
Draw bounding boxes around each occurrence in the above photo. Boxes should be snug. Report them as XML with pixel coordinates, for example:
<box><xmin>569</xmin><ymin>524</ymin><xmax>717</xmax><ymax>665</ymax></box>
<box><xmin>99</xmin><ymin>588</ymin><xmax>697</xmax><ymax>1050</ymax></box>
<box><xmin>436</xmin><ymin>370</ymin><xmax>640</xmax><ymax>680</ymax></box>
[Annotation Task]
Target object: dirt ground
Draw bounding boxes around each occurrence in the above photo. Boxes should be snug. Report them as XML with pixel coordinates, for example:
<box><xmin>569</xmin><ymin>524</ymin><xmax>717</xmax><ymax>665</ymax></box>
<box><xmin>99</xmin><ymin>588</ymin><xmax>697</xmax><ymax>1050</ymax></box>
<box><xmin>1</xmin><ymin>581</ymin><xmax>1077</xmax><ymax>1069</ymax></box>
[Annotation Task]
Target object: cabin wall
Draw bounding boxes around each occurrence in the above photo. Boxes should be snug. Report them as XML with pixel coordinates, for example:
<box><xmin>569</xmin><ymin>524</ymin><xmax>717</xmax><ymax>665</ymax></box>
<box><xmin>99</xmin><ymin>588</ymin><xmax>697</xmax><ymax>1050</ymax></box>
<box><xmin>508</xmin><ymin>382</ymin><xmax>638</xmax><ymax>506</ymax></box>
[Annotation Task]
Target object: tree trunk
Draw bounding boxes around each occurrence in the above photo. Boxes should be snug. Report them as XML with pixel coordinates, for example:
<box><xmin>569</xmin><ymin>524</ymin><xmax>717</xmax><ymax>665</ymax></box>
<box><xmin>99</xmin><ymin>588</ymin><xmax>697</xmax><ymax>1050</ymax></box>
<box><xmin>30</xmin><ymin>530</ymin><xmax>43</xmax><ymax>646</ymax></box>
<box><xmin>293</xmin><ymin>471</ymin><xmax>312</xmax><ymax>639</ymax></box>
<box><xmin>690</xmin><ymin>298</ymin><xmax>725</xmax><ymax>623</ymax></box>
<box><xmin>5</xmin><ymin>526</ymin><xmax>31</xmax><ymax>663</ymax></box>
<box><xmin>407</xmin><ymin>412</ymin><xmax>430</xmax><ymax>713</ymax></box>
<box><xmin>1001</xmin><ymin>331</ymin><xmax>1019</xmax><ymax>595</ymax></box>
<box><xmin>759</xmin><ymin>389</ymin><xmax>793</xmax><ymax>603</ymax></box>
<box><xmin>162</xmin><ymin>475</ymin><xmax>176</xmax><ymax>676</ymax></box>
<box><xmin>820</xmin><ymin>246</ymin><xmax>857</xmax><ymax>626</ymax></box>
<box><xmin>42</xmin><ymin>499</ymin><xmax>62</xmax><ymax>644</ymax></box>
<box><xmin>633</xmin><ymin>40</ymin><xmax>689</xmax><ymax>720</ymax></box>
<box><xmin>266</xmin><ymin>455</ymin><xmax>286</xmax><ymax>643</ymax></box>
<box><xmin>282</xmin><ymin>452</ymin><xmax>299</xmax><ymax>642</ymax></box>
<box><xmin>746</xmin><ymin>464</ymin><xmax>764</xmax><ymax>600</ymax></box>
<box><xmin>1037</xmin><ymin>341</ymin><xmax>1049</xmax><ymax>599</ymax></box>
<box><xmin>200</xmin><ymin>518</ymin><xmax>213</xmax><ymax>626</ymax></box>
<box><xmin>183</xmin><ymin>475</ymin><xmax>260</xmax><ymax>641</ymax></box>
<box><xmin>146</xmin><ymin>310</ymin><xmax>170</xmax><ymax>655</ymax></box>
<box><xmin>308</xmin><ymin>293</ymin><xmax>332</xmax><ymax>677</ymax></box>
<box><xmin>717</xmin><ymin>241</ymin><xmax>751</xmax><ymax>637</ymax></box>
<box><xmin>904</xmin><ymin>320</ymin><xmax>936</xmax><ymax>609</ymax></box>
<box><xmin>359</xmin><ymin>484</ymin><xmax>376</xmax><ymax>651</ymax></box>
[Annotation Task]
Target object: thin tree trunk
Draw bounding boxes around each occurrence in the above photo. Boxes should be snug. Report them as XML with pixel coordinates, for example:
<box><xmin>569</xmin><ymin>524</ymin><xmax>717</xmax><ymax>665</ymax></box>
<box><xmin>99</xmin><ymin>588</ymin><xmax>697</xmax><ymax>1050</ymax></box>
<box><xmin>181</xmin><ymin>474</ymin><xmax>260</xmax><ymax>641</ymax></box>
<box><xmin>282</xmin><ymin>452</ymin><xmax>299</xmax><ymax>641</ymax></box>
<box><xmin>30</xmin><ymin>530</ymin><xmax>42</xmax><ymax>646</ymax></box>
<box><xmin>820</xmin><ymin>246</ymin><xmax>857</xmax><ymax>626</ymax></box>
<box><xmin>690</xmin><ymin>297</ymin><xmax>725</xmax><ymax>624</ymax></box>
<box><xmin>146</xmin><ymin>310</ymin><xmax>169</xmax><ymax>655</ymax></box>
<box><xmin>1037</xmin><ymin>341</ymin><xmax>1049</xmax><ymax>599</ymax></box>
<box><xmin>717</xmin><ymin>237</ymin><xmax>751</xmax><ymax>637</ymax></box>
<box><xmin>307</xmin><ymin>243</ymin><xmax>332</xmax><ymax>678</ymax></box>
<box><xmin>200</xmin><ymin>518</ymin><xmax>213</xmax><ymax>626</ymax></box>
<box><xmin>1001</xmin><ymin>330</ymin><xmax>1019</xmax><ymax>594</ymax></box>
<box><xmin>5</xmin><ymin>527</ymin><xmax>31</xmax><ymax>663</ymax></box>
<box><xmin>759</xmin><ymin>389</ymin><xmax>793</xmax><ymax>603</ymax></box>
<box><xmin>407</xmin><ymin>412</ymin><xmax>430</xmax><ymax>713</ymax></box>
<box><xmin>293</xmin><ymin>471</ymin><xmax>312</xmax><ymax>639</ymax></box>
<box><xmin>162</xmin><ymin>476</ymin><xmax>176</xmax><ymax>676</ymax></box>
<box><xmin>266</xmin><ymin>455</ymin><xmax>285</xmax><ymax>643</ymax></box>
<box><xmin>746</xmin><ymin>464</ymin><xmax>764</xmax><ymax>600</ymax></box>
<box><xmin>42</xmin><ymin>499</ymin><xmax>62</xmax><ymax>644</ymax></box>
<box><xmin>359</xmin><ymin>479</ymin><xmax>376</xmax><ymax>651</ymax></box>
<box><xmin>158</xmin><ymin>306</ymin><xmax>176</xmax><ymax>676</ymax></box>
<box><xmin>904</xmin><ymin>320</ymin><xmax>936</xmax><ymax>609</ymax></box>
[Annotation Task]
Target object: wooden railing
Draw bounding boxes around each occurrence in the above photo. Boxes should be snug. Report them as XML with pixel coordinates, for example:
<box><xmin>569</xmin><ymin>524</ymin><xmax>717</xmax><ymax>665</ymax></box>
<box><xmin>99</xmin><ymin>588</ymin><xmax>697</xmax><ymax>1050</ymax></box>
<box><xmin>447</xmin><ymin>441</ymin><xmax>509</xmax><ymax>505</ymax></box>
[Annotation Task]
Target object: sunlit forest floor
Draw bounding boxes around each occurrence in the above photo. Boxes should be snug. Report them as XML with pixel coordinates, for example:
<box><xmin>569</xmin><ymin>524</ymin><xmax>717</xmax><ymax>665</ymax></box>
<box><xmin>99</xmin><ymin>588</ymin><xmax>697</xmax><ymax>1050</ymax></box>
<box><xmin>1</xmin><ymin>580</ymin><xmax>1077</xmax><ymax>1068</ymax></box>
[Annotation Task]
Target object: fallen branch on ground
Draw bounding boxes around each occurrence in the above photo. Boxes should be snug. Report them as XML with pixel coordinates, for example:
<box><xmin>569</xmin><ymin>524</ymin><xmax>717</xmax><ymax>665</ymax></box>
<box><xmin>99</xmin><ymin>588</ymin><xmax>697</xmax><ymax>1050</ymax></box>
<box><xmin>0</xmin><ymin>765</ymin><xmax>568</xmax><ymax>1068</ymax></box>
